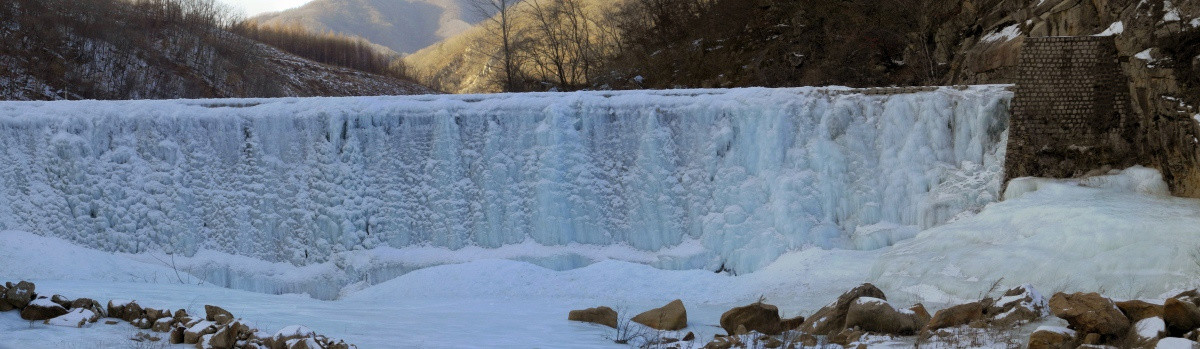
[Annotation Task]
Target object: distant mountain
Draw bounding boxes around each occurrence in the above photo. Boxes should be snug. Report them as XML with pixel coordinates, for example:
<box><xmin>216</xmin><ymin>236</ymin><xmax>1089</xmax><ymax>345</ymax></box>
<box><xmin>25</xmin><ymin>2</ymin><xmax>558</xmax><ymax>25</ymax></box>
<box><xmin>252</xmin><ymin>0</ymin><xmax>493</xmax><ymax>55</ymax></box>
<box><xmin>0</xmin><ymin>0</ymin><xmax>431</xmax><ymax>101</ymax></box>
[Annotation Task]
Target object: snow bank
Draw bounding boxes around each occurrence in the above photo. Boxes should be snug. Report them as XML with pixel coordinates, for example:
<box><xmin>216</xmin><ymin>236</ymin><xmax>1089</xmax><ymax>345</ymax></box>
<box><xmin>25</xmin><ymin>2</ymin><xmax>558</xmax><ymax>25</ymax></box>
<box><xmin>0</xmin><ymin>86</ymin><xmax>1011</xmax><ymax>276</ymax></box>
<box><xmin>871</xmin><ymin>167</ymin><xmax>1200</xmax><ymax>302</ymax></box>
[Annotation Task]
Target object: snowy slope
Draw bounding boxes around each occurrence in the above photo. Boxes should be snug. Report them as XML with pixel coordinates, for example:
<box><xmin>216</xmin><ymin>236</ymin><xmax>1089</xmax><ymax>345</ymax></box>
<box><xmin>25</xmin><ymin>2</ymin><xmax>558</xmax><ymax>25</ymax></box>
<box><xmin>0</xmin><ymin>86</ymin><xmax>1009</xmax><ymax>289</ymax></box>
<box><xmin>871</xmin><ymin>167</ymin><xmax>1200</xmax><ymax>303</ymax></box>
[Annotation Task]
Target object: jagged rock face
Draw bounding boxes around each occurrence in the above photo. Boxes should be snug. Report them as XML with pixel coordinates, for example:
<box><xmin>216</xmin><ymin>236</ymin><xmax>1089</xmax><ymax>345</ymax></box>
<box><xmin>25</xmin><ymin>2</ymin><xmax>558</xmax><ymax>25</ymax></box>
<box><xmin>945</xmin><ymin>0</ymin><xmax>1200</xmax><ymax>197</ymax></box>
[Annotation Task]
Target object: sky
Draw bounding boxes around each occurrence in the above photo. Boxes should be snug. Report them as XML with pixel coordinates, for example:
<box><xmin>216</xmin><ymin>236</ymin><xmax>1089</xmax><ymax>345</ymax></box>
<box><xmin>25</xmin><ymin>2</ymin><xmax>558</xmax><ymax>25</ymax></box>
<box><xmin>216</xmin><ymin>0</ymin><xmax>312</xmax><ymax>16</ymax></box>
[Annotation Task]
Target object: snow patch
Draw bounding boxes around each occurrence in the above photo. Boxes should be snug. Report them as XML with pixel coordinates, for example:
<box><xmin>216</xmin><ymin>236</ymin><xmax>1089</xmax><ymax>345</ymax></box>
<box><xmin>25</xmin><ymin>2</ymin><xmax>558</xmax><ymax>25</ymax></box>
<box><xmin>1136</xmin><ymin>317</ymin><xmax>1165</xmax><ymax>339</ymax></box>
<box><xmin>981</xmin><ymin>24</ymin><xmax>1022</xmax><ymax>43</ymax></box>
<box><xmin>1096</xmin><ymin>22</ymin><xmax>1124</xmax><ymax>36</ymax></box>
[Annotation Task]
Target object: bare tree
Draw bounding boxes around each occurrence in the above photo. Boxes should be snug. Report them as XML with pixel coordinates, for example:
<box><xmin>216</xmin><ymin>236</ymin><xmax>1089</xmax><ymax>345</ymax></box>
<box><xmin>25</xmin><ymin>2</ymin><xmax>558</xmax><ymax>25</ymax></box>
<box><xmin>467</xmin><ymin>0</ymin><xmax>523</xmax><ymax>91</ymax></box>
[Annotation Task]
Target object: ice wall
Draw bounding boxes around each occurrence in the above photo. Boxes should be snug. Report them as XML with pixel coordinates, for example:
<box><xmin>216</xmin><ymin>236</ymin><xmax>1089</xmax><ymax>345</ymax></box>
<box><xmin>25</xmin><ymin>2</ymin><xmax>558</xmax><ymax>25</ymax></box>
<box><xmin>0</xmin><ymin>86</ymin><xmax>1010</xmax><ymax>274</ymax></box>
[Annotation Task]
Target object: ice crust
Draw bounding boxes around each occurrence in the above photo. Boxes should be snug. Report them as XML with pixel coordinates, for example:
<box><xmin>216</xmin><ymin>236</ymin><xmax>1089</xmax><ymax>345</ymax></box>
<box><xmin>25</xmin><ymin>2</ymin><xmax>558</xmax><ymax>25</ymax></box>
<box><xmin>0</xmin><ymin>86</ymin><xmax>1010</xmax><ymax>275</ymax></box>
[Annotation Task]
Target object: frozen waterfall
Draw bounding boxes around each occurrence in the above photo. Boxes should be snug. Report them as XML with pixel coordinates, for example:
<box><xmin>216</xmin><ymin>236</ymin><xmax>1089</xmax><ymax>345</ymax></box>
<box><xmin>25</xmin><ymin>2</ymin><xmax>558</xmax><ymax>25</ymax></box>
<box><xmin>0</xmin><ymin>86</ymin><xmax>1010</xmax><ymax>278</ymax></box>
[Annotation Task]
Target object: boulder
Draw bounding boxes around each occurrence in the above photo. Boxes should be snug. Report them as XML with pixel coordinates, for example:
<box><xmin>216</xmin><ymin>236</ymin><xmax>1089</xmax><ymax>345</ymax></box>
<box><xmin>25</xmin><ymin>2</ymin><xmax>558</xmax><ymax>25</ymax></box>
<box><xmin>43</xmin><ymin>308</ymin><xmax>96</xmax><ymax>328</ymax></box>
<box><xmin>210</xmin><ymin>321</ymin><xmax>249</xmax><ymax>349</ymax></box>
<box><xmin>924</xmin><ymin>299</ymin><xmax>991</xmax><ymax>331</ymax></box>
<box><xmin>152</xmin><ymin>317</ymin><xmax>175</xmax><ymax>332</ymax></box>
<box><xmin>827</xmin><ymin>327</ymin><xmax>866</xmax><ymax>346</ymax></box>
<box><xmin>720</xmin><ymin>302</ymin><xmax>783</xmax><ymax>335</ymax></box>
<box><xmin>107</xmin><ymin>299</ymin><xmax>133</xmax><ymax>319</ymax></box>
<box><xmin>205</xmin><ymin>305</ymin><xmax>234</xmax><ymax>325</ymax></box>
<box><xmin>184</xmin><ymin>320</ymin><xmax>218</xmax><ymax>344</ymax></box>
<box><xmin>70</xmin><ymin>298</ymin><xmax>104</xmax><ymax>317</ymax></box>
<box><xmin>1027</xmin><ymin>326</ymin><xmax>1077</xmax><ymax>349</ymax></box>
<box><xmin>987</xmin><ymin>284</ymin><xmax>1048</xmax><ymax>326</ymax></box>
<box><xmin>4</xmin><ymin>281</ymin><xmax>35</xmax><ymax>309</ymax></box>
<box><xmin>170</xmin><ymin>326</ymin><xmax>186</xmax><ymax>344</ymax></box>
<box><xmin>702</xmin><ymin>336</ymin><xmax>734</xmax><ymax>349</ymax></box>
<box><xmin>1049</xmin><ymin>292</ymin><xmax>1130</xmax><ymax>338</ymax></box>
<box><xmin>20</xmin><ymin>297</ymin><xmax>69</xmax><ymax>320</ymax></box>
<box><xmin>798</xmin><ymin>283</ymin><xmax>887</xmax><ymax>335</ymax></box>
<box><xmin>50</xmin><ymin>294</ymin><xmax>72</xmax><ymax>309</ymax></box>
<box><xmin>0</xmin><ymin>298</ymin><xmax>12</xmax><ymax>312</ymax></box>
<box><xmin>844</xmin><ymin>297</ymin><xmax>930</xmax><ymax>335</ymax></box>
<box><xmin>272</xmin><ymin>325</ymin><xmax>315</xmax><ymax>349</ymax></box>
<box><xmin>632</xmin><ymin>299</ymin><xmax>688</xmax><ymax>331</ymax></box>
<box><xmin>1118</xmin><ymin>300</ymin><xmax>1165</xmax><ymax>323</ymax></box>
<box><xmin>567</xmin><ymin>306</ymin><xmax>618</xmax><ymax>328</ymax></box>
<box><xmin>1165</xmin><ymin>290</ymin><xmax>1200</xmax><ymax>336</ymax></box>
<box><xmin>121</xmin><ymin>301</ymin><xmax>144</xmax><ymax>323</ymax></box>
<box><xmin>780</xmin><ymin>315</ymin><xmax>804</xmax><ymax>332</ymax></box>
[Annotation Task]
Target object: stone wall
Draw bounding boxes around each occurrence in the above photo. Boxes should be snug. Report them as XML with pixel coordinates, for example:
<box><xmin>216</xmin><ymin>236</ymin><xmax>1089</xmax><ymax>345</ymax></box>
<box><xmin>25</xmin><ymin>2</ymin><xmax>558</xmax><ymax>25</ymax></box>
<box><xmin>1004</xmin><ymin>36</ymin><xmax>1142</xmax><ymax>183</ymax></box>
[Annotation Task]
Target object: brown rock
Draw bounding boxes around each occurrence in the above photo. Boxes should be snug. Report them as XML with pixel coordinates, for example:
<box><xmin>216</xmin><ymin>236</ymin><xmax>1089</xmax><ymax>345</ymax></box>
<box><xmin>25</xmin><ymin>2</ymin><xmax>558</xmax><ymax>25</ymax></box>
<box><xmin>567</xmin><ymin>306</ymin><xmax>618</xmax><ymax>328</ymax></box>
<box><xmin>184</xmin><ymin>321</ymin><xmax>218</xmax><ymax>344</ymax></box>
<box><xmin>987</xmin><ymin>285</ymin><xmax>1048</xmax><ymax>326</ymax></box>
<box><xmin>632</xmin><ymin>299</ymin><xmax>688</xmax><ymax>331</ymax></box>
<box><xmin>828</xmin><ymin>327</ymin><xmax>866</xmax><ymax>346</ymax></box>
<box><xmin>1117</xmin><ymin>300</ymin><xmax>1164</xmax><ymax>323</ymax></box>
<box><xmin>720</xmin><ymin>302</ymin><xmax>782</xmax><ymax>335</ymax></box>
<box><xmin>1028</xmin><ymin>327</ymin><xmax>1077</xmax><ymax>349</ymax></box>
<box><xmin>1081</xmin><ymin>333</ymin><xmax>1101</xmax><ymax>345</ymax></box>
<box><xmin>20</xmin><ymin>298</ymin><xmax>68</xmax><ymax>320</ymax></box>
<box><xmin>170</xmin><ymin>326</ymin><xmax>186</xmax><ymax>344</ymax></box>
<box><xmin>924</xmin><ymin>300</ymin><xmax>991</xmax><ymax>331</ymax></box>
<box><xmin>122</xmin><ymin>302</ymin><xmax>144</xmax><ymax>323</ymax></box>
<box><xmin>780</xmin><ymin>315</ymin><xmax>804</xmax><ymax>331</ymax></box>
<box><xmin>1049</xmin><ymin>292</ymin><xmax>1130</xmax><ymax>338</ymax></box>
<box><xmin>0</xmin><ymin>299</ymin><xmax>12</xmax><ymax>312</ymax></box>
<box><xmin>1166</xmin><ymin>290</ymin><xmax>1200</xmax><ymax>336</ymax></box>
<box><xmin>798</xmin><ymin>283</ymin><xmax>887</xmax><ymax>335</ymax></box>
<box><xmin>205</xmin><ymin>305</ymin><xmax>234</xmax><ymax>325</ymax></box>
<box><xmin>845</xmin><ymin>297</ymin><xmax>929</xmax><ymax>335</ymax></box>
<box><xmin>210</xmin><ymin>322</ymin><xmax>247</xmax><ymax>349</ymax></box>
<box><xmin>50</xmin><ymin>295</ymin><xmax>72</xmax><ymax>309</ymax></box>
<box><xmin>152</xmin><ymin>318</ymin><xmax>175</xmax><ymax>332</ymax></box>
<box><xmin>682</xmin><ymin>332</ymin><xmax>695</xmax><ymax>341</ymax></box>
<box><xmin>4</xmin><ymin>281</ymin><xmax>35</xmax><ymax>309</ymax></box>
<box><xmin>70</xmin><ymin>298</ymin><xmax>103</xmax><ymax>315</ymax></box>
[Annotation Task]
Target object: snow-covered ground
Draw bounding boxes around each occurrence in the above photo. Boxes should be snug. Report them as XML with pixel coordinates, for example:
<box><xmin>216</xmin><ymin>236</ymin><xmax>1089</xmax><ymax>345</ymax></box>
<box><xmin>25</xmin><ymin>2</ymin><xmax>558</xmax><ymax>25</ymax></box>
<box><xmin>2</xmin><ymin>167</ymin><xmax>1199</xmax><ymax>348</ymax></box>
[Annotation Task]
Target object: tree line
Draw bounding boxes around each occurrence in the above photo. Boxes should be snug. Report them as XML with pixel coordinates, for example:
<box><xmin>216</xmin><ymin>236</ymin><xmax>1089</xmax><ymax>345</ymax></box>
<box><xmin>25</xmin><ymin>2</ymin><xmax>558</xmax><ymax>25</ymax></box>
<box><xmin>231</xmin><ymin>21</ymin><xmax>410</xmax><ymax>79</ymax></box>
<box><xmin>450</xmin><ymin>0</ymin><xmax>959</xmax><ymax>92</ymax></box>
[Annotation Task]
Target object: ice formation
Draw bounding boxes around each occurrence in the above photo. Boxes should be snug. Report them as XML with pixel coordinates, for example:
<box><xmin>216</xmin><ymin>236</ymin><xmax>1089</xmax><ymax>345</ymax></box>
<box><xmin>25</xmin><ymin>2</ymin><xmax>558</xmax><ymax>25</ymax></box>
<box><xmin>0</xmin><ymin>86</ymin><xmax>1010</xmax><ymax>277</ymax></box>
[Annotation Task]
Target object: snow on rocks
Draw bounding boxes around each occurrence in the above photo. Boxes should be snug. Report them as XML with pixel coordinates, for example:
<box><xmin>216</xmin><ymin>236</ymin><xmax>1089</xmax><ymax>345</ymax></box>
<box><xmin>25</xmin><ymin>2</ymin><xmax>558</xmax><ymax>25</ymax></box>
<box><xmin>43</xmin><ymin>308</ymin><xmax>97</xmax><ymax>328</ymax></box>
<box><xmin>4</xmin><ymin>280</ymin><xmax>35</xmax><ymax>309</ymax></box>
<box><xmin>1029</xmin><ymin>326</ymin><xmax>1077</xmax><ymax>349</ymax></box>
<box><xmin>20</xmin><ymin>297</ymin><xmax>68</xmax><ymax>320</ymax></box>
<box><xmin>844</xmin><ymin>297</ymin><xmax>930</xmax><ymax>335</ymax></box>
<box><xmin>0</xmin><ymin>279</ymin><xmax>355</xmax><ymax>349</ymax></box>
<box><xmin>1166</xmin><ymin>290</ymin><xmax>1200</xmax><ymax>336</ymax></box>
<box><xmin>798</xmin><ymin>283</ymin><xmax>887</xmax><ymax>335</ymax></box>
<box><xmin>987</xmin><ymin>284</ymin><xmax>1049</xmax><ymax>327</ymax></box>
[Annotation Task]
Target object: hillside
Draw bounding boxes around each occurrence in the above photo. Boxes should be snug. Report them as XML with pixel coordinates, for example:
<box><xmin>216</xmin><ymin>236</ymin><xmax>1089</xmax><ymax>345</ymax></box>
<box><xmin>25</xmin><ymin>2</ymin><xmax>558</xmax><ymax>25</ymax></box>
<box><xmin>251</xmin><ymin>0</ymin><xmax>492</xmax><ymax>55</ymax></box>
<box><xmin>405</xmin><ymin>0</ymin><xmax>1200</xmax><ymax>99</ymax></box>
<box><xmin>0</xmin><ymin>0</ymin><xmax>431</xmax><ymax>101</ymax></box>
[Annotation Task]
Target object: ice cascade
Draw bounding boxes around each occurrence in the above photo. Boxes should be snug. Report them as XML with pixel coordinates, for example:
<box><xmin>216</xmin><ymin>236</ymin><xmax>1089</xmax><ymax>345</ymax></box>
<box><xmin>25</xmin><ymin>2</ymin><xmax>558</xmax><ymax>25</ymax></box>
<box><xmin>0</xmin><ymin>86</ymin><xmax>1010</xmax><ymax>275</ymax></box>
